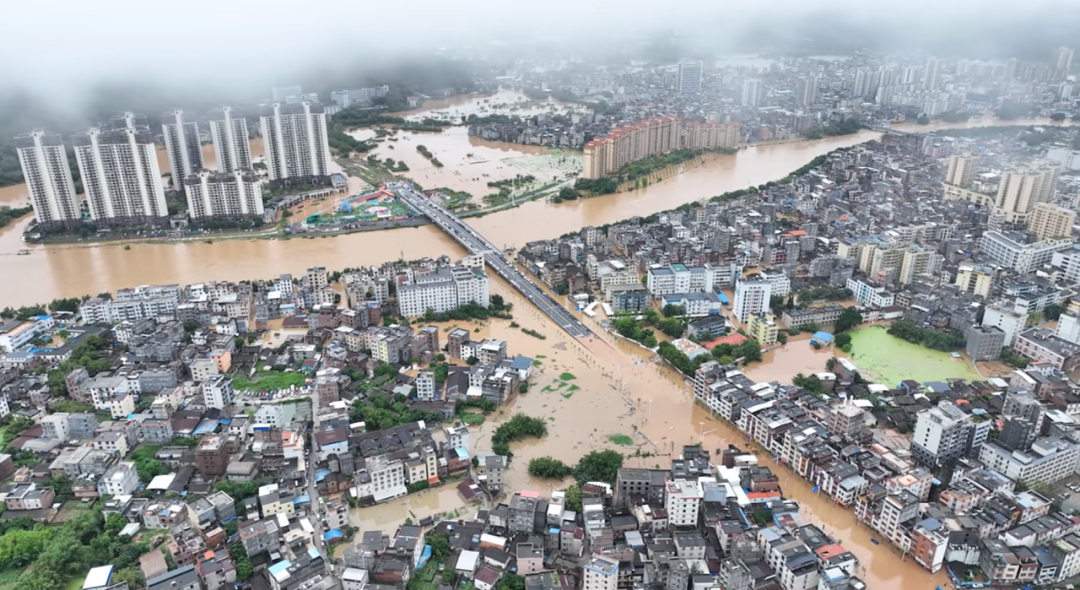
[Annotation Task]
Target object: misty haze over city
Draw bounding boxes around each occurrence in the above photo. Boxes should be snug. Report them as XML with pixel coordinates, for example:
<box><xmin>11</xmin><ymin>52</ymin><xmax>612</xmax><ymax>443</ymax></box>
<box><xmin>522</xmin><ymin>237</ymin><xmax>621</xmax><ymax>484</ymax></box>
<box><xmin>2</xmin><ymin>0</ymin><xmax>1080</xmax><ymax>124</ymax></box>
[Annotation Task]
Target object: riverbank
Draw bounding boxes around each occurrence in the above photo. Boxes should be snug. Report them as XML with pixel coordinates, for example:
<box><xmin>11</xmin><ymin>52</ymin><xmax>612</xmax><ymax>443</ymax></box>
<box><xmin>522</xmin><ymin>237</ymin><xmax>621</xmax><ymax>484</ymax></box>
<box><xmin>1</xmin><ymin>115</ymin><xmax>1077</xmax><ymax>308</ymax></box>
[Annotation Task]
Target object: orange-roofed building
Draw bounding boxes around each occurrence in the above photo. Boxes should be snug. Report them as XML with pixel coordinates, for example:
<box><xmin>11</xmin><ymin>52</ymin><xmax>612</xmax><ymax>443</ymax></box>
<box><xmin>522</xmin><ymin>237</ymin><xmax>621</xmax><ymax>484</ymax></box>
<box><xmin>815</xmin><ymin>544</ymin><xmax>847</xmax><ymax>561</ymax></box>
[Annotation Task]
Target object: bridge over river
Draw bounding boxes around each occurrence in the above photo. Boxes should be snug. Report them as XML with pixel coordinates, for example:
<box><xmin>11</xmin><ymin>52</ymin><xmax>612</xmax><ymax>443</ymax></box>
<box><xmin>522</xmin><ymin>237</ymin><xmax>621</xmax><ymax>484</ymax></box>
<box><xmin>391</xmin><ymin>183</ymin><xmax>592</xmax><ymax>339</ymax></box>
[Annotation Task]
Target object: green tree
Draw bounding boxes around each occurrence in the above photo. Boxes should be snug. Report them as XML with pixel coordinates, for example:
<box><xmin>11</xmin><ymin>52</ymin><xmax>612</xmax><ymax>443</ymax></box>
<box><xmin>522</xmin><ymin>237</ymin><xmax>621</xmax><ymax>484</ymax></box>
<box><xmin>834</xmin><ymin>332</ymin><xmax>852</xmax><ymax>352</ymax></box>
<box><xmin>564</xmin><ymin>484</ymin><xmax>583</xmax><ymax>512</ymax></box>
<box><xmin>495</xmin><ymin>574</ymin><xmax>526</xmax><ymax>590</ymax></box>
<box><xmin>916</xmin><ymin>113</ymin><xmax>931</xmax><ymax>125</ymax></box>
<box><xmin>491</xmin><ymin>414</ymin><xmax>548</xmax><ymax>456</ymax></box>
<box><xmin>834</xmin><ymin>307</ymin><xmax>863</xmax><ymax>333</ymax></box>
<box><xmin>574</xmin><ymin>450</ymin><xmax>623</xmax><ymax>484</ymax></box>
<box><xmin>528</xmin><ymin>456</ymin><xmax>573</xmax><ymax>479</ymax></box>
<box><xmin>428</xmin><ymin>533</ymin><xmax>451</xmax><ymax>561</ymax></box>
<box><xmin>1044</xmin><ymin>303</ymin><xmax>1065</xmax><ymax>321</ymax></box>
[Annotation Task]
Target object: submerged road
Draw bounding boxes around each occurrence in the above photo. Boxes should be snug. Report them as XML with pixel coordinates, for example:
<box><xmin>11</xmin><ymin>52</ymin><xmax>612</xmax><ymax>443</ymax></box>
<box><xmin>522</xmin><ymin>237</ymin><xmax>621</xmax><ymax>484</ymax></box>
<box><xmin>392</xmin><ymin>183</ymin><xmax>592</xmax><ymax>339</ymax></box>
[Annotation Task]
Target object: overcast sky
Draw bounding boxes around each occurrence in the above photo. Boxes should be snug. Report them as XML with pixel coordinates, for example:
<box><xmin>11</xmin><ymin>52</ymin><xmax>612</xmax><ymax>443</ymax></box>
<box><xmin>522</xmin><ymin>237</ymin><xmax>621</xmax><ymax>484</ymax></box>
<box><xmin>1</xmin><ymin>0</ymin><xmax>1076</xmax><ymax>112</ymax></box>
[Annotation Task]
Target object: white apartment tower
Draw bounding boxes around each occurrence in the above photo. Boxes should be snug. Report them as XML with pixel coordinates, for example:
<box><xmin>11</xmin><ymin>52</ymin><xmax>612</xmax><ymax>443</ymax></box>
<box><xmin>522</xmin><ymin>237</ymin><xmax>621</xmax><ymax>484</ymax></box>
<box><xmin>677</xmin><ymin>60</ymin><xmax>703</xmax><ymax>94</ymax></box>
<box><xmin>795</xmin><ymin>77</ymin><xmax>818</xmax><ymax>107</ymax></box>
<box><xmin>945</xmin><ymin>154</ymin><xmax>979</xmax><ymax>188</ymax></box>
<box><xmin>14</xmin><ymin>129</ymin><xmax>81</xmax><ymax>230</ymax></box>
<box><xmin>733</xmin><ymin>278</ymin><xmax>771</xmax><ymax>324</ymax></box>
<box><xmin>209</xmin><ymin>106</ymin><xmax>252</xmax><ymax>173</ymax></box>
<box><xmin>1027</xmin><ymin>202</ymin><xmax>1076</xmax><ymax>241</ymax></box>
<box><xmin>161</xmin><ymin>109</ymin><xmax>204</xmax><ymax>191</ymax></box>
<box><xmin>852</xmin><ymin>68</ymin><xmax>871</xmax><ymax>97</ymax></box>
<box><xmin>923</xmin><ymin>57</ymin><xmax>941</xmax><ymax>90</ymax></box>
<box><xmin>183</xmin><ymin>170</ymin><xmax>264</xmax><ymax>219</ymax></box>
<box><xmin>260</xmin><ymin>102</ymin><xmax>331</xmax><ymax>183</ymax></box>
<box><xmin>72</xmin><ymin>117</ymin><xmax>169</xmax><ymax>226</ymax></box>
<box><xmin>995</xmin><ymin>162</ymin><xmax>1060</xmax><ymax>223</ymax></box>
<box><xmin>1057</xmin><ymin>46</ymin><xmax>1074</xmax><ymax>79</ymax></box>
<box><xmin>741</xmin><ymin>78</ymin><xmax>762</xmax><ymax>107</ymax></box>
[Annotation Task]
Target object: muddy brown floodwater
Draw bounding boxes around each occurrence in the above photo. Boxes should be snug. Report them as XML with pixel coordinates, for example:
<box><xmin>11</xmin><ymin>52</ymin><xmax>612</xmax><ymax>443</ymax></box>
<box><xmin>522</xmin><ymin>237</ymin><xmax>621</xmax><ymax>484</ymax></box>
<box><xmin>350</xmin><ymin>274</ymin><xmax>947</xmax><ymax>589</ymax></box>
<box><xmin>0</xmin><ymin>110</ymin><xmax>1074</xmax><ymax>307</ymax></box>
<box><xmin>0</xmin><ymin>131</ymin><xmax>873</xmax><ymax>306</ymax></box>
<box><xmin>350</xmin><ymin>126</ymin><xmax>578</xmax><ymax>198</ymax></box>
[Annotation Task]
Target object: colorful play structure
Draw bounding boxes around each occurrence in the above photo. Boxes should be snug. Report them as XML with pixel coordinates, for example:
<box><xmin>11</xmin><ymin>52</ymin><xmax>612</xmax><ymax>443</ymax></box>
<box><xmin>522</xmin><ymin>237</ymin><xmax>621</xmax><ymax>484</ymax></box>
<box><xmin>305</xmin><ymin>188</ymin><xmax>413</xmax><ymax>226</ymax></box>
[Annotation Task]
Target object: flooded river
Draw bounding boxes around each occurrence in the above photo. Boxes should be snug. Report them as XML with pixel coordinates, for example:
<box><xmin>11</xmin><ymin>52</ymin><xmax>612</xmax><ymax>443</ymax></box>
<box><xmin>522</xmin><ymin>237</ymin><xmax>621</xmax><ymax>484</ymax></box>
<box><xmin>351</xmin><ymin>274</ymin><xmax>947</xmax><ymax>589</ymax></box>
<box><xmin>0</xmin><ymin>130</ymin><xmax>875</xmax><ymax>306</ymax></box>
<box><xmin>0</xmin><ymin>95</ymin><xmax>1072</xmax><ymax>307</ymax></box>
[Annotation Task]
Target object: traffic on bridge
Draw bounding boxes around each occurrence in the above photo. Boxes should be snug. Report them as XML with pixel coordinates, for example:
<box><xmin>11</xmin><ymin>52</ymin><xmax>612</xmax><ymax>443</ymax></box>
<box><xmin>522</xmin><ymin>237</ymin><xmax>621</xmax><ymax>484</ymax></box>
<box><xmin>391</xmin><ymin>183</ymin><xmax>592</xmax><ymax>339</ymax></box>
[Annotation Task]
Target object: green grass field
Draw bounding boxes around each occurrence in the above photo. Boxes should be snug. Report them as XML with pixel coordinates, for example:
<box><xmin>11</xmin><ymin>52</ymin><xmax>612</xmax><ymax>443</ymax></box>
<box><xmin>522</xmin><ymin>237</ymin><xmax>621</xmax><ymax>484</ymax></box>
<box><xmin>847</xmin><ymin>326</ymin><xmax>980</xmax><ymax>386</ymax></box>
<box><xmin>233</xmin><ymin>370</ymin><xmax>308</xmax><ymax>391</ymax></box>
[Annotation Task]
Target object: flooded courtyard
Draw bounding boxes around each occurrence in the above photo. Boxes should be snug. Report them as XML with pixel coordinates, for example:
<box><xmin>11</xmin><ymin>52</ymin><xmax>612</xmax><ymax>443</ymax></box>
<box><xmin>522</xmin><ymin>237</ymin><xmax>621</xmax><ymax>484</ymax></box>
<box><xmin>847</xmin><ymin>325</ymin><xmax>983</xmax><ymax>386</ymax></box>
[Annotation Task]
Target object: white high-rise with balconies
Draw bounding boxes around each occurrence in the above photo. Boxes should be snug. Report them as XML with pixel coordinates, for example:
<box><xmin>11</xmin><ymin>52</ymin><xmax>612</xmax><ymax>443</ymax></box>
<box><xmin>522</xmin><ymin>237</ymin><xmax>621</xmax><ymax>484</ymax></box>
<box><xmin>209</xmin><ymin>106</ymin><xmax>252</xmax><ymax>174</ymax></box>
<box><xmin>260</xmin><ymin>102</ymin><xmax>331</xmax><ymax>183</ymax></box>
<box><xmin>995</xmin><ymin>162</ymin><xmax>1060</xmax><ymax>223</ymax></box>
<box><xmin>14</xmin><ymin>129</ymin><xmax>81</xmax><ymax>230</ymax></box>
<box><xmin>72</xmin><ymin>115</ymin><xmax>168</xmax><ymax>226</ymax></box>
<box><xmin>183</xmin><ymin>170</ymin><xmax>263</xmax><ymax>219</ymax></box>
<box><xmin>161</xmin><ymin>109</ymin><xmax>203</xmax><ymax>191</ymax></box>
<box><xmin>945</xmin><ymin>154</ymin><xmax>979</xmax><ymax>188</ymax></box>
<box><xmin>733</xmin><ymin>277</ymin><xmax>771</xmax><ymax>323</ymax></box>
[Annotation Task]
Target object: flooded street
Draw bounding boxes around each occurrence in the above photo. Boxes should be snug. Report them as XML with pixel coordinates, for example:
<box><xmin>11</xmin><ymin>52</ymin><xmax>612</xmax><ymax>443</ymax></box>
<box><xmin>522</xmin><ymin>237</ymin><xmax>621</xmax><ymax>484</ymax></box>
<box><xmin>351</xmin><ymin>274</ymin><xmax>947</xmax><ymax>589</ymax></box>
<box><xmin>742</xmin><ymin>333</ymin><xmax>845</xmax><ymax>384</ymax></box>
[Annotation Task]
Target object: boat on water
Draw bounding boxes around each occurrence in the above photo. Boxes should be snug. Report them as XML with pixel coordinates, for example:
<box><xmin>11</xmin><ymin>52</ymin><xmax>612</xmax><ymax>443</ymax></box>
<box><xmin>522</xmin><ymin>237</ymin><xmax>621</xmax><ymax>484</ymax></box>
<box><xmin>870</xmin><ymin>539</ymin><xmax>880</xmax><ymax>545</ymax></box>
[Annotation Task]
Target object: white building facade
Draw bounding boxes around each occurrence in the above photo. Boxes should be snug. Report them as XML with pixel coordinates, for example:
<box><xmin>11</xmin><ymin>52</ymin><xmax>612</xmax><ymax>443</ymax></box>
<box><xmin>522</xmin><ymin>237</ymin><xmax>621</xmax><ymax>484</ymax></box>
<box><xmin>161</xmin><ymin>110</ymin><xmax>204</xmax><ymax>190</ymax></box>
<box><xmin>184</xmin><ymin>170</ymin><xmax>264</xmax><ymax>219</ymax></box>
<box><xmin>72</xmin><ymin>122</ymin><xmax>169</xmax><ymax>226</ymax></box>
<box><xmin>260</xmin><ymin>102</ymin><xmax>331</xmax><ymax>183</ymax></box>
<box><xmin>209</xmin><ymin>105</ymin><xmax>252</xmax><ymax>174</ymax></box>
<box><xmin>398</xmin><ymin>265</ymin><xmax>491</xmax><ymax>317</ymax></box>
<box><xmin>733</xmin><ymin>278</ymin><xmax>771</xmax><ymax>323</ymax></box>
<box><xmin>14</xmin><ymin>129</ymin><xmax>81</xmax><ymax>229</ymax></box>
